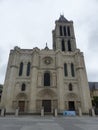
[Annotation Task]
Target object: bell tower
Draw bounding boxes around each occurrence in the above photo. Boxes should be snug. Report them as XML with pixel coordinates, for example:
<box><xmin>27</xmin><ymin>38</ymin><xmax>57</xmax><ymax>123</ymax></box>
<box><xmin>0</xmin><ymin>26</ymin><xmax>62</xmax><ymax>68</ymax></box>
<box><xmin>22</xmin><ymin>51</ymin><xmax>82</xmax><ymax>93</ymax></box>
<box><xmin>52</xmin><ymin>15</ymin><xmax>77</xmax><ymax>52</ymax></box>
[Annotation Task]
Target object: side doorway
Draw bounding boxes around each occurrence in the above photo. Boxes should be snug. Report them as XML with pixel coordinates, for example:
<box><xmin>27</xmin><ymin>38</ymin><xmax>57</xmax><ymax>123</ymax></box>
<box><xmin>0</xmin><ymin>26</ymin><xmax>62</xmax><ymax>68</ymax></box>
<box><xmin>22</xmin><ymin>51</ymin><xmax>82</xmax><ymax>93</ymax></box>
<box><xmin>18</xmin><ymin>101</ymin><xmax>25</xmax><ymax>112</ymax></box>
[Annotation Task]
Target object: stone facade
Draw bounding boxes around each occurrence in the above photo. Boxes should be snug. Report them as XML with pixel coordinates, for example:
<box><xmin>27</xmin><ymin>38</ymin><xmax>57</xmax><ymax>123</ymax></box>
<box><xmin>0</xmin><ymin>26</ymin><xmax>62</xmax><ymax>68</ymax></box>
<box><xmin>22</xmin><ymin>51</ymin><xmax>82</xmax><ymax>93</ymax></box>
<box><xmin>1</xmin><ymin>15</ymin><xmax>92</xmax><ymax>114</ymax></box>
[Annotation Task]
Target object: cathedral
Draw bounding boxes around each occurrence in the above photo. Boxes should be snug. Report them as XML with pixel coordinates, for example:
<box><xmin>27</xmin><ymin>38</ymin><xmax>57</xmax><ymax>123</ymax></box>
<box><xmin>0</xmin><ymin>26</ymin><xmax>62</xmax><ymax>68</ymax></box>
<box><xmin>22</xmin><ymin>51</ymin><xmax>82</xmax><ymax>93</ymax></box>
<box><xmin>1</xmin><ymin>15</ymin><xmax>92</xmax><ymax>114</ymax></box>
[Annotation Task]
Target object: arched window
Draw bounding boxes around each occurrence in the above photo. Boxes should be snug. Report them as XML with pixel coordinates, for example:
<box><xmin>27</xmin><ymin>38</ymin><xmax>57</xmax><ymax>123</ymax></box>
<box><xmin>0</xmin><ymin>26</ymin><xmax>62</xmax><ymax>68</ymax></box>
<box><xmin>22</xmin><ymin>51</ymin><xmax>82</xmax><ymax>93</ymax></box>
<box><xmin>44</xmin><ymin>72</ymin><xmax>50</xmax><ymax>86</ymax></box>
<box><xmin>64</xmin><ymin>63</ymin><xmax>68</xmax><ymax>76</ymax></box>
<box><xmin>64</xmin><ymin>26</ymin><xmax>66</xmax><ymax>36</ymax></box>
<box><xmin>26</xmin><ymin>62</ymin><xmax>31</xmax><ymax>76</ymax></box>
<box><xmin>61</xmin><ymin>40</ymin><xmax>65</xmax><ymax>51</ymax></box>
<box><xmin>59</xmin><ymin>26</ymin><xmax>63</xmax><ymax>36</ymax></box>
<box><xmin>19</xmin><ymin>62</ymin><xmax>23</xmax><ymax>76</ymax></box>
<box><xmin>21</xmin><ymin>83</ymin><xmax>26</xmax><ymax>91</ymax></box>
<box><xmin>71</xmin><ymin>63</ymin><xmax>75</xmax><ymax>77</ymax></box>
<box><xmin>67</xmin><ymin>26</ymin><xmax>70</xmax><ymax>36</ymax></box>
<box><xmin>69</xmin><ymin>83</ymin><xmax>73</xmax><ymax>91</ymax></box>
<box><xmin>68</xmin><ymin>40</ymin><xmax>72</xmax><ymax>51</ymax></box>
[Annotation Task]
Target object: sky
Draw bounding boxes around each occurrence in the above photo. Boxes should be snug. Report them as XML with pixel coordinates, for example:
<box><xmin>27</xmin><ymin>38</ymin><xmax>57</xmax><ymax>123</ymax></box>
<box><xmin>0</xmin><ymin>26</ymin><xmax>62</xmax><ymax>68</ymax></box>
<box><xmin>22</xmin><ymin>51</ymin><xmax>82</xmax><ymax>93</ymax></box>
<box><xmin>0</xmin><ymin>0</ymin><xmax>98</xmax><ymax>84</ymax></box>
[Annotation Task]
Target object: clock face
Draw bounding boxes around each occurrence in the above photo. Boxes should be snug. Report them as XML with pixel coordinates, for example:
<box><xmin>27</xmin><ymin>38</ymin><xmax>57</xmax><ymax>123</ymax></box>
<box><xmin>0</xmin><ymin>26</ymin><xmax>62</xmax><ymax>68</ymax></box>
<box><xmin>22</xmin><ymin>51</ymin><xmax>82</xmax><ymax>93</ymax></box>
<box><xmin>44</xmin><ymin>57</ymin><xmax>52</xmax><ymax>65</ymax></box>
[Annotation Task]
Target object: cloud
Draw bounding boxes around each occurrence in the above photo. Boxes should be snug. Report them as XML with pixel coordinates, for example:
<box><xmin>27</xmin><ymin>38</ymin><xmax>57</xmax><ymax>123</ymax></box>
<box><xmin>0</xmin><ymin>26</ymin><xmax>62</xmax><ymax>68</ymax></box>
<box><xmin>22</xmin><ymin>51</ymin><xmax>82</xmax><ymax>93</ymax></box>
<box><xmin>88</xmin><ymin>28</ymin><xmax>98</xmax><ymax>52</ymax></box>
<box><xmin>0</xmin><ymin>63</ymin><xmax>7</xmax><ymax>83</ymax></box>
<box><xmin>0</xmin><ymin>0</ymin><xmax>98</xmax><ymax>83</ymax></box>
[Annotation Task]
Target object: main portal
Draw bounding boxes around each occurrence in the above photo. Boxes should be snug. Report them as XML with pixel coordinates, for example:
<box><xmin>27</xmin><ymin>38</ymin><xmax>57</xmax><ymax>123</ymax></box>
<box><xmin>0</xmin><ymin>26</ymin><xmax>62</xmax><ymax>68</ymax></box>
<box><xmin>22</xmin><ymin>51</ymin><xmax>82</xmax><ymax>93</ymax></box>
<box><xmin>42</xmin><ymin>100</ymin><xmax>51</xmax><ymax>112</ymax></box>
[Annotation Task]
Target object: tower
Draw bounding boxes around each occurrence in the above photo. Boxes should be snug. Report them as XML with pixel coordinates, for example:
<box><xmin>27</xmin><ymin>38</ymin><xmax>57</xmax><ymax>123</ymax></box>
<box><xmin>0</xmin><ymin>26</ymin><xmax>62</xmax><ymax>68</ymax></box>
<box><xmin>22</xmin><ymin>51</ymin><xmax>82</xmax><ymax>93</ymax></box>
<box><xmin>52</xmin><ymin>15</ymin><xmax>76</xmax><ymax>52</ymax></box>
<box><xmin>52</xmin><ymin>15</ymin><xmax>92</xmax><ymax>113</ymax></box>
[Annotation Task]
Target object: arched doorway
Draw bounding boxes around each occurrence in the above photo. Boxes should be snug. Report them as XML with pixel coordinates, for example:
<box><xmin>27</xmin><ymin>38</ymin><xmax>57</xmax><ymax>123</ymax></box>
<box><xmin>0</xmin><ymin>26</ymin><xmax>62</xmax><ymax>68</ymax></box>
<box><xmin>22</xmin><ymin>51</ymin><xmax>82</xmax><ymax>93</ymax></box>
<box><xmin>16</xmin><ymin>93</ymin><xmax>28</xmax><ymax>112</ymax></box>
<box><xmin>36</xmin><ymin>89</ymin><xmax>57</xmax><ymax>113</ymax></box>
<box><xmin>65</xmin><ymin>93</ymin><xmax>79</xmax><ymax>111</ymax></box>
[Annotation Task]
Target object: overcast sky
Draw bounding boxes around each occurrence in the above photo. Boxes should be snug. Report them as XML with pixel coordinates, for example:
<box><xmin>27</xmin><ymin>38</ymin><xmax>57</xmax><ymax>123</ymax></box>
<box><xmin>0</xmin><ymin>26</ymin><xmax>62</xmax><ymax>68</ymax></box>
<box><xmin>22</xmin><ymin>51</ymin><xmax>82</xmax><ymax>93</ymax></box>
<box><xmin>0</xmin><ymin>0</ymin><xmax>98</xmax><ymax>84</ymax></box>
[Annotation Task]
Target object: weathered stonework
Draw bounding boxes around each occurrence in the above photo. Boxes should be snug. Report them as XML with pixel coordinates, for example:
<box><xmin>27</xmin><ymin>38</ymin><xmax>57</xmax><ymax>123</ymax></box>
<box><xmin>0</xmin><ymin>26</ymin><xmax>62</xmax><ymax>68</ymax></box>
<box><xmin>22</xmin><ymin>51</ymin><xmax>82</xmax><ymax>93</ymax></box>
<box><xmin>1</xmin><ymin>15</ymin><xmax>92</xmax><ymax>114</ymax></box>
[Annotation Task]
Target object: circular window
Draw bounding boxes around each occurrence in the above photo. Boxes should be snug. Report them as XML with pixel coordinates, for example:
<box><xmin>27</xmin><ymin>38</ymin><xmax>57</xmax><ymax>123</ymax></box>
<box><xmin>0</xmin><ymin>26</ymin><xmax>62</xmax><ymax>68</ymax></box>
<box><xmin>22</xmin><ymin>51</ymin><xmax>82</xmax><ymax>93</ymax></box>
<box><xmin>44</xmin><ymin>57</ymin><xmax>52</xmax><ymax>65</ymax></box>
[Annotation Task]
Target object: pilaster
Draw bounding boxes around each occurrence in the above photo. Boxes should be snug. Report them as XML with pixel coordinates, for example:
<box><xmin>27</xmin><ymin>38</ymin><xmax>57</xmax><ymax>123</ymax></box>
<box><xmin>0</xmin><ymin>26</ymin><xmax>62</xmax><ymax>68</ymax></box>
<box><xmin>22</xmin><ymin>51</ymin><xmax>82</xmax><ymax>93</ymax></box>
<box><xmin>29</xmin><ymin>50</ymin><xmax>39</xmax><ymax>112</ymax></box>
<box><xmin>56</xmin><ymin>51</ymin><xmax>64</xmax><ymax>112</ymax></box>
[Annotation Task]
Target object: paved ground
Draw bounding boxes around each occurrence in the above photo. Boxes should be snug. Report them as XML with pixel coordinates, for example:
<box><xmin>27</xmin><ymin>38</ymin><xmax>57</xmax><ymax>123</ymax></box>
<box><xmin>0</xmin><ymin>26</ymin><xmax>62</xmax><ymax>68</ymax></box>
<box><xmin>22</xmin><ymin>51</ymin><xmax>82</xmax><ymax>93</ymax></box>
<box><xmin>0</xmin><ymin>116</ymin><xmax>98</xmax><ymax>130</ymax></box>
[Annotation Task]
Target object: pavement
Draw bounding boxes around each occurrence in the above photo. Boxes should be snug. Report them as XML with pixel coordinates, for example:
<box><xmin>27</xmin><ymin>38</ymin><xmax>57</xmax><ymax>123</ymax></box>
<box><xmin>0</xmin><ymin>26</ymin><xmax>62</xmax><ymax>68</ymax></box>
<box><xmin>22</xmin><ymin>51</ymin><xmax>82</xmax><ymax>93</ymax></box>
<box><xmin>0</xmin><ymin>116</ymin><xmax>98</xmax><ymax>130</ymax></box>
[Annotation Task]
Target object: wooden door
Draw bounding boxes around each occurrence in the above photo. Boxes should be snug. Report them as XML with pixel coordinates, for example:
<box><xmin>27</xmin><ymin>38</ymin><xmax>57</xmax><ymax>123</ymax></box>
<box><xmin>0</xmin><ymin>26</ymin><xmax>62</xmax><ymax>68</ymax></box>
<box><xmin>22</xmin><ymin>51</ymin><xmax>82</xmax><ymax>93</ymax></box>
<box><xmin>68</xmin><ymin>101</ymin><xmax>75</xmax><ymax>110</ymax></box>
<box><xmin>18</xmin><ymin>101</ymin><xmax>25</xmax><ymax>112</ymax></box>
<box><xmin>42</xmin><ymin>100</ymin><xmax>51</xmax><ymax>112</ymax></box>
